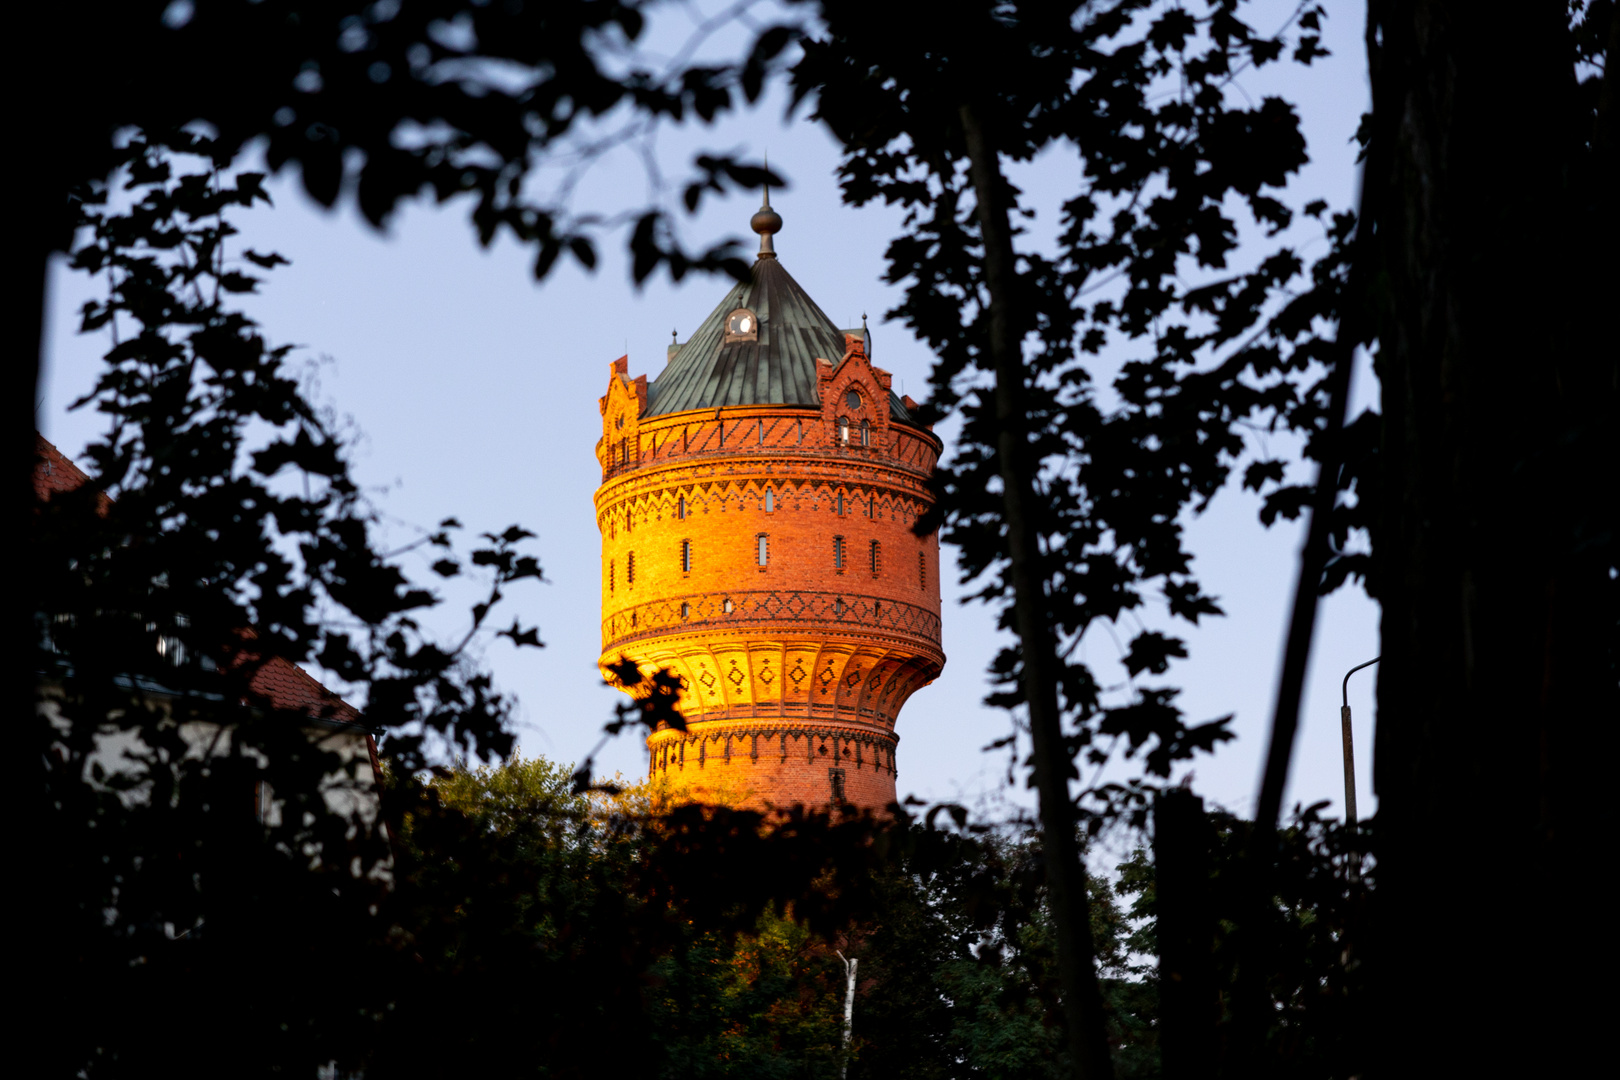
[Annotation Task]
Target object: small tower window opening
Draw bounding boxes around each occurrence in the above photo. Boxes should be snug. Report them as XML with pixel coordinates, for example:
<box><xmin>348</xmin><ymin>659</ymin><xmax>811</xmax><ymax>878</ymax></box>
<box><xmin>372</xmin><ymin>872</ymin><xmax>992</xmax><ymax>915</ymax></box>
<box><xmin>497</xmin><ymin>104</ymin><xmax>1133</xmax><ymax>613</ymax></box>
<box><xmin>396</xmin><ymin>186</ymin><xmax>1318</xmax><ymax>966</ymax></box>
<box><xmin>866</xmin><ymin>494</ymin><xmax>875</xmax><ymax>519</ymax></box>
<box><xmin>758</xmin><ymin>421</ymin><xmax>765</xmax><ymax>446</ymax></box>
<box><xmin>764</xmin><ymin>488</ymin><xmax>775</xmax><ymax>512</ymax></box>
<box><xmin>833</xmin><ymin>535</ymin><xmax>846</xmax><ymax>570</ymax></box>
<box><xmin>870</xmin><ymin>540</ymin><xmax>882</xmax><ymax>575</ymax></box>
<box><xmin>860</xmin><ymin>419</ymin><xmax>871</xmax><ymax>447</ymax></box>
<box><xmin>681</xmin><ymin>539</ymin><xmax>693</xmax><ymax>573</ymax></box>
<box><xmin>677</xmin><ymin>495</ymin><xmax>687</xmax><ymax>520</ymax></box>
<box><xmin>723</xmin><ymin>597</ymin><xmax>735</xmax><ymax>614</ymax></box>
<box><xmin>725</xmin><ymin>307</ymin><xmax>759</xmax><ymax>340</ymax></box>
<box><xmin>757</xmin><ymin>534</ymin><xmax>770</xmax><ymax>567</ymax></box>
<box><xmin>609</xmin><ymin>561</ymin><xmax>615</xmax><ymax>594</ymax></box>
<box><xmin>626</xmin><ymin>509</ymin><xmax>633</xmax><ymax>533</ymax></box>
<box><xmin>837</xmin><ymin>416</ymin><xmax>850</xmax><ymax>445</ymax></box>
<box><xmin>834</xmin><ymin>597</ymin><xmax>845</xmax><ymax>616</ymax></box>
<box><xmin>796</xmin><ymin>418</ymin><xmax>803</xmax><ymax>444</ymax></box>
<box><xmin>680</xmin><ymin>602</ymin><xmax>690</xmax><ymax>618</ymax></box>
<box><xmin>919</xmin><ymin>551</ymin><xmax>927</xmax><ymax>589</ymax></box>
<box><xmin>626</xmin><ymin>552</ymin><xmax>636</xmax><ymax>586</ymax></box>
<box><xmin>836</xmin><ymin>491</ymin><xmax>845</xmax><ymax>516</ymax></box>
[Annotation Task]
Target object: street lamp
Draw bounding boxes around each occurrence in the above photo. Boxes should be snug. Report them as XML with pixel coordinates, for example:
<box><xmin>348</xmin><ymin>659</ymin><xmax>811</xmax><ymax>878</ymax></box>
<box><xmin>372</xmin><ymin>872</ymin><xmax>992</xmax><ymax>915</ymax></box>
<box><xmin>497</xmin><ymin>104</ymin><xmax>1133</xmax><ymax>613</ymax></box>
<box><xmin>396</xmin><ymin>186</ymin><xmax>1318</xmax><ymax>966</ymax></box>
<box><xmin>1341</xmin><ymin>656</ymin><xmax>1378</xmax><ymax>880</ymax></box>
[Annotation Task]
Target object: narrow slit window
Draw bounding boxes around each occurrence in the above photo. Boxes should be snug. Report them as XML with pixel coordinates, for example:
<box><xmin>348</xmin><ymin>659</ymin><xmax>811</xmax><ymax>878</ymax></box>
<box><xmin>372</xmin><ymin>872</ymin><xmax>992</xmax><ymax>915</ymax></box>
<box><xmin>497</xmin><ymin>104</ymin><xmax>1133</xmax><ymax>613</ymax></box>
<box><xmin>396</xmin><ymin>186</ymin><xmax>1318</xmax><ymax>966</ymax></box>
<box><xmin>866</xmin><ymin>495</ymin><xmax>875</xmax><ymax>519</ymax></box>
<box><xmin>626</xmin><ymin>509</ymin><xmax>633</xmax><ymax>533</ymax></box>
<box><xmin>677</xmin><ymin>495</ymin><xmax>687</xmax><ymax>520</ymax></box>
<box><xmin>681</xmin><ymin>539</ymin><xmax>693</xmax><ymax>573</ymax></box>
<box><xmin>919</xmin><ymin>551</ymin><xmax>927</xmax><ymax>589</ymax></box>
<box><xmin>796</xmin><ymin>418</ymin><xmax>803</xmax><ymax>444</ymax></box>
<box><xmin>834</xmin><ymin>597</ymin><xmax>845</xmax><ymax>616</ymax></box>
<box><xmin>757</xmin><ymin>534</ymin><xmax>769</xmax><ymax>567</ymax></box>
<box><xmin>833</xmin><ymin>535</ymin><xmax>846</xmax><ymax>570</ymax></box>
<box><xmin>870</xmin><ymin>540</ymin><xmax>881</xmax><ymax>575</ymax></box>
<box><xmin>680</xmin><ymin>602</ymin><xmax>690</xmax><ymax>618</ymax></box>
<box><xmin>609</xmin><ymin>561</ymin><xmax>615</xmax><ymax>594</ymax></box>
<box><xmin>758</xmin><ymin>421</ymin><xmax>765</xmax><ymax>445</ymax></box>
<box><xmin>836</xmin><ymin>491</ymin><xmax>845</xmax><ymax>516</ymax></box>
<box><xmin>764</xmin><ymin>488</ymin><xmax>775</xmax><ymax>512</ymax></box>
<box><xmin>626</xmin><ymin>552</ymin><xmax>635</xmax><ymax>586</ymax></box>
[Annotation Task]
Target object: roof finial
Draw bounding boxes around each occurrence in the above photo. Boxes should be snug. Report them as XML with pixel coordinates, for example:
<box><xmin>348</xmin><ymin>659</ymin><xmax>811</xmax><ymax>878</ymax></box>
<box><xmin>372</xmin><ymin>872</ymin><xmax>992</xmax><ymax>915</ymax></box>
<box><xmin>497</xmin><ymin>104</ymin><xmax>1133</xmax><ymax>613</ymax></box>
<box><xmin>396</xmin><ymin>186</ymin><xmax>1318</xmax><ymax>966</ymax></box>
<box><xmin>672</xmin><ymin>328</ymin><xmax>678</xmax><ymax>343</ymax></box>
<box><xmin>750</xmin><ymin>151</ymin><xmax>783</xmax><ymax>258</ymax></box>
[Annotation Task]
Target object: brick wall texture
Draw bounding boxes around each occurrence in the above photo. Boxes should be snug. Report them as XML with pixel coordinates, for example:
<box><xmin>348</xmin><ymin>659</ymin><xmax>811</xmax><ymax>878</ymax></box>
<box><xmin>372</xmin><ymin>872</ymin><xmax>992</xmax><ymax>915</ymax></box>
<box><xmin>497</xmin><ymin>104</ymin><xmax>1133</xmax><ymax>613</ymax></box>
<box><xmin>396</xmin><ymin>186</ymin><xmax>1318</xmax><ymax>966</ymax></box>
<box><xmin>595</xmin><ymin>336</ymin><xmax>945</xmax><ymax>813</ymax></box>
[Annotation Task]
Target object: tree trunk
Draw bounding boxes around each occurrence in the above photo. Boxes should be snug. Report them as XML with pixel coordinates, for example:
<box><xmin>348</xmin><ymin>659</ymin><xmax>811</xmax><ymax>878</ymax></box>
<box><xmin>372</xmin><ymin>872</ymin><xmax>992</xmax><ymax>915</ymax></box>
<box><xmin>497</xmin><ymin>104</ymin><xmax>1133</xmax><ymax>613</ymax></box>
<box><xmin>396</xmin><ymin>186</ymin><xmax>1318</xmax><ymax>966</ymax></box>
<box><xmin>1370</xmin><ymin>3</ymin><xmax>1618</xmax><ymax>1074</ymax></box>
<box><xmin>959</xmin><ymin>102</ymin><xmax>1115</xmax><ymax>1080</ymax></box>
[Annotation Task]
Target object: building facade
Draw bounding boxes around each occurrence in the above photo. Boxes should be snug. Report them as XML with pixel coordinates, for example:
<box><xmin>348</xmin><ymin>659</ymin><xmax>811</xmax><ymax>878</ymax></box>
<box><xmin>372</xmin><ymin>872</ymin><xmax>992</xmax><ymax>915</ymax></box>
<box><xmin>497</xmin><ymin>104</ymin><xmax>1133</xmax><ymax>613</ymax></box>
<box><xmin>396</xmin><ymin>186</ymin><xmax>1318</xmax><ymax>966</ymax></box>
<box><xmin>595</xmin><ymin>197</ymin><xmax>945</xmax><ymax>812</ymax></box>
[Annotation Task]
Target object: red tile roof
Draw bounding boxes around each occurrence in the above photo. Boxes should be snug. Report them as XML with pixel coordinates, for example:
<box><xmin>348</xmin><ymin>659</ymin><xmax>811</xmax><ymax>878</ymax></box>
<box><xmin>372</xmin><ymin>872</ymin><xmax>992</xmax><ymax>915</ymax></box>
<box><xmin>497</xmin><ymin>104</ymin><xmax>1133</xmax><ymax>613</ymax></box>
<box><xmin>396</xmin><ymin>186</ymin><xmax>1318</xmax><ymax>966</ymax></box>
<box><xmin>34</xmin><ymin>433</ymin><xmax>362</xmax><ymax>725</ymax></box>
<box><xmin>34</xmin><ymin>433</ymin><xmax>92</xmax><ymax>502</ymax></box>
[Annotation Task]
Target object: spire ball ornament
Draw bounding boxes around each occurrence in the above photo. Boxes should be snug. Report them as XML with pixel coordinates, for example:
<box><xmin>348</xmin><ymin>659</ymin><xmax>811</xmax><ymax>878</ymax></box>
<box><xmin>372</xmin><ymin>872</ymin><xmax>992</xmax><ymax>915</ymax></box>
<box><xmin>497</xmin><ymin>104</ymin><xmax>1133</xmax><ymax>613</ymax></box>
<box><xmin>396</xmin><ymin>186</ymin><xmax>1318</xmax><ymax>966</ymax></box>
<box><xmin>750</xmin><ymin>171</ymin><xmax>782</xmax><ymax>257</ymax></box>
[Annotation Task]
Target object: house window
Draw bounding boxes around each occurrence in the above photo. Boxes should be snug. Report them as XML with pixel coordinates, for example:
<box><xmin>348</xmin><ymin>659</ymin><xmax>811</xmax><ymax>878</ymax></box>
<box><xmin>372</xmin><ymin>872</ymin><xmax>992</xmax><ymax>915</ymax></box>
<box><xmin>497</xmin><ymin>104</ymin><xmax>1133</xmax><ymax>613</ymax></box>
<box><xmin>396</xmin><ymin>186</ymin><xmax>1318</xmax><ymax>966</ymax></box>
<box><xmin>681</xmin><ymin>539</ymin><xmax>693</xmax><ymax>573</ymax></box>
<box><xmin>860</xmin><ymin>420</ymin><xmax>871</xmax><ymax>447</ymax></box>
<box><xmin>757</xmin><ymin>534</ymin><xmax>770</xmax><ymax>567</ymax></box>
<box><xmin>833</xmin><ymin>535</ymin><xmax>845</xmax><ymax>570</ymax></box>
<box><xmin>870</xmin><ymin>540</ymin><xmax>881</xmax><ymax>575</ymax></box>
<box><xmin>764</xmin><ymin>488</ymin><xmax>775</xmax><ymax>512</ymax></box>
<box><xmin>677</xmin><ymin>495</ymin><xmax>687</xmax><ymax>520</ymax></box>
<box><xmin>838</xmin><ymin>416</ymin><xmax>850</xmax><ymax>444</ymax></box>
<box><xmin>627</xmin><ymin>552</ymin><xmax>636</xmax><ymax>586</ymax></box>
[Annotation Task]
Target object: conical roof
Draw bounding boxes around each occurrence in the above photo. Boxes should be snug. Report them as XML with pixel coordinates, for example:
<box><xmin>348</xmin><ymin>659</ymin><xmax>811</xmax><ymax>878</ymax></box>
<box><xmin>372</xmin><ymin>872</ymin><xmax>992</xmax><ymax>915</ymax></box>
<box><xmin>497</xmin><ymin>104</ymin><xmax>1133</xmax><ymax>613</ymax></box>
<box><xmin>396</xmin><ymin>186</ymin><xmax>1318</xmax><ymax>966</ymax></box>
<box><xmin>644</xmin><ymin>200</ymin><xmax>911</xmax><ymax>422</ymax></box>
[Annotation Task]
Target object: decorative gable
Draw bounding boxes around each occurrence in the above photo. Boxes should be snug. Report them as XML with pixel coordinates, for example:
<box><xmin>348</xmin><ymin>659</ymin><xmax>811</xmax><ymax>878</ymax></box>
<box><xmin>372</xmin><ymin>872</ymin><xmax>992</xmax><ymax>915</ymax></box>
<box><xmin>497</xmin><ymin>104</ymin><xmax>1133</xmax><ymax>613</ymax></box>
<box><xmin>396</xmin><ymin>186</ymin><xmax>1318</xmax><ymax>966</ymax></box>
<box><xmin>598</xmin><ymin>356</ymin><xmax>648</xmax><ymax>472</ymax></box>
<box><xmin>817</xmin><ymin>333</ymin><xmax>894</xmax><ymax>451</ymax></box>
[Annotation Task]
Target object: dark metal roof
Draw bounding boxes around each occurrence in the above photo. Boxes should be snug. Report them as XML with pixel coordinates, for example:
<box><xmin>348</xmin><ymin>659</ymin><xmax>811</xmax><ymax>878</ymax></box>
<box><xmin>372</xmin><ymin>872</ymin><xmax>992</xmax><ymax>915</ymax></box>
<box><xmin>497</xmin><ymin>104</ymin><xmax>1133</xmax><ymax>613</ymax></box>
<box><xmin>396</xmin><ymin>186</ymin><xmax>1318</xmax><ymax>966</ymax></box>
<box><xmin>645</xmin><ymin>255</ymin><xmax>912</xmax><ymax>423</ymax></box>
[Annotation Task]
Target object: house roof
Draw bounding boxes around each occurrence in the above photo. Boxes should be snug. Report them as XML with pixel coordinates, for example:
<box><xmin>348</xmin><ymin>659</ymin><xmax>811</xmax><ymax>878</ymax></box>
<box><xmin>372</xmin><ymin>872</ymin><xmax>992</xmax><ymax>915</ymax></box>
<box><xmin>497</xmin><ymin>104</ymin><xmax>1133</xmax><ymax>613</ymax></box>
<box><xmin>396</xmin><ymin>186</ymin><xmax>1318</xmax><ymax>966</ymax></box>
<box><xmin>33</xmin><ymin>433</ymin><xmax>362</xmax><ymax>725</ymax></box>
<box><xmin>34</xmin><ymin>433</ymin><xmax>92</xmax><ymax>501</ymax></box>
<box><xmin>645</xmin><ymin>201</ymin><xmax>912</xmax><ymax>422</ymax></box>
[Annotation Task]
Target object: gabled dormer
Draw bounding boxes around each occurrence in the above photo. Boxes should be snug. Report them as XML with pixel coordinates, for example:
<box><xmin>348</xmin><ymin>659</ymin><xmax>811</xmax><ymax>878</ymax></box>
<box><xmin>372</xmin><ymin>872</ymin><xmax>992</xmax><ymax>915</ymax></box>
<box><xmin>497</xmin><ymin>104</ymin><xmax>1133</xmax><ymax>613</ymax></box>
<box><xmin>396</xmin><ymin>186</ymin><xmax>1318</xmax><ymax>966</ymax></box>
<box><xmin>598</xmin><ymin>356</ymin><xmax>648</xmax><ymax>475</ymax></box>
<box><xmin>818</xmin><ymin>333</ymin><xmax>895</xmax><ymax>451</ymax></box>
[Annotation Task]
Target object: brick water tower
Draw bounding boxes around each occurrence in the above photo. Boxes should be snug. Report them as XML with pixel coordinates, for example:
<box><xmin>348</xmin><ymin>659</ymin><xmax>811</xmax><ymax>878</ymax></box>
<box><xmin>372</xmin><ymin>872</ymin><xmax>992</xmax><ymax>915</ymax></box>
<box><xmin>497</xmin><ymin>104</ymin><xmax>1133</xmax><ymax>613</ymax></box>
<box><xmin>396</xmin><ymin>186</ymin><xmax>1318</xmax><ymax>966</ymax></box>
<box><xmin>594</xmin><ymin>193</ymin><xmax>946</xmax><ymax>812</ymax></box>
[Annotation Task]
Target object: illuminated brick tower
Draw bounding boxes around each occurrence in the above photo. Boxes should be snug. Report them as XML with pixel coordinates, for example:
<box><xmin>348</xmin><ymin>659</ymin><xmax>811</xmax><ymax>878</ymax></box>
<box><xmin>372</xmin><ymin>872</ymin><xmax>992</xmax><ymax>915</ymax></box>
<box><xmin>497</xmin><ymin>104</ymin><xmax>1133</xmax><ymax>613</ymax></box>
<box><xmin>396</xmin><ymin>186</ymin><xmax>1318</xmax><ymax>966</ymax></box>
<box><xmin>595</xmin><ymin>193</ymin><xmax>945</xmax><ymax>812</ymax></box>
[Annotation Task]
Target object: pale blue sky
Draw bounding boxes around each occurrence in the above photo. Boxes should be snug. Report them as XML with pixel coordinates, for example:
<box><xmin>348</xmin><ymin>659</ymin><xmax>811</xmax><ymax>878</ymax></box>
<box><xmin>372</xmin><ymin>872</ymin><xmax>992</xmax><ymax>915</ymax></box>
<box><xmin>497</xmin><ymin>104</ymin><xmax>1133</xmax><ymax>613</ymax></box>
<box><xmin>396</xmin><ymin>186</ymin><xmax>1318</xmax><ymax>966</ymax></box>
<box><xmin>40</xmin><ymin>1</ymin><xmax>1377</xmax><ymax>840</ymax></box>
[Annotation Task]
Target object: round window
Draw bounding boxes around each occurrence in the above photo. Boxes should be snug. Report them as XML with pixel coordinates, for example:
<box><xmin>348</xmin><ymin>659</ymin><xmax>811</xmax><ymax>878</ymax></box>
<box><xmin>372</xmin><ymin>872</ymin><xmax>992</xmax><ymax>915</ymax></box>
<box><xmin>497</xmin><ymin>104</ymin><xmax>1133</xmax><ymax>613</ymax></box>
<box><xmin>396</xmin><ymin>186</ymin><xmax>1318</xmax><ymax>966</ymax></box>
<box><xmin>728</xmin><ymin>311</ymin><xmax>755</xmax><ymax>334</ymax></box>
<box><xmin>845</xmin><ymin>390</ymin><xmax>862</xmax><ymax>409</ymax></box>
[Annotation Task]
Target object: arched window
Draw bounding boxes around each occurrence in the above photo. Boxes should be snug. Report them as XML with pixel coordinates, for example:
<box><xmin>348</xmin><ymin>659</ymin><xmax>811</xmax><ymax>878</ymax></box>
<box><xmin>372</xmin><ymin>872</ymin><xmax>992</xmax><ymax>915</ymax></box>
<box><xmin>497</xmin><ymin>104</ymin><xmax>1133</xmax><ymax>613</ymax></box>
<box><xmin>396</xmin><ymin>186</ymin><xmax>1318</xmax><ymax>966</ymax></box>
<box><xmin>626</xmin><ymin>552</ymin><xmax>636</xmax><ymax>586</ymax></box>
<box><xmin>681</xmin><ymin>539</ymin><xmax>693</xmax><ymax>573</ymax></box>
<box><xmin>722</xmin><ymin>597</ymin><xmax>735</xmax><ymax>614</ymax></box>
<box><xmin>870</xmin><ymin>540</ymin><xmax>882</xmax><ymax>575</ymax></box>
<box><xmin>757</xmin><ymin>534</ymin><xmax>770</xmax><ymax>567</ymax></box>
<box><xmin>764</xmin><ymin>488</ymin><xmax>775</xmax><ymax>512</ymax></box>
<box><xmin>836</xmin><ymin>491</ymin><xmax>845</xmax><ymax>516</ymax></box>
<box><xmin>833</xmin><ymin>535</ymin><xmax>846</xmax><ymax>570</ymax></box>
<box><xmin>860</xmin><ymin>420</ymin><xmax>871</xmax><ymax>447</ymax></box>
<box><xmin>837</xmin><ymin>416</ymin><xmax>850</xmax><ymax>445</ymax></box>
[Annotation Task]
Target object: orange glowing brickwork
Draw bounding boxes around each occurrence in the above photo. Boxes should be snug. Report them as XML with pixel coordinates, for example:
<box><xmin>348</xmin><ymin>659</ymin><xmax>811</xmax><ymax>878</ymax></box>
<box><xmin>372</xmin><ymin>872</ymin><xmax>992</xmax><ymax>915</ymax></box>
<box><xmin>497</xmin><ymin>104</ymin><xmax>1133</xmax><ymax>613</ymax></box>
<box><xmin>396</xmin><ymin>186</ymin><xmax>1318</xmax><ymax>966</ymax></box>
<box><xmin>595</xmin><ymin>334</ymin><xmax>945</xmax><ymax>813</ymax></box>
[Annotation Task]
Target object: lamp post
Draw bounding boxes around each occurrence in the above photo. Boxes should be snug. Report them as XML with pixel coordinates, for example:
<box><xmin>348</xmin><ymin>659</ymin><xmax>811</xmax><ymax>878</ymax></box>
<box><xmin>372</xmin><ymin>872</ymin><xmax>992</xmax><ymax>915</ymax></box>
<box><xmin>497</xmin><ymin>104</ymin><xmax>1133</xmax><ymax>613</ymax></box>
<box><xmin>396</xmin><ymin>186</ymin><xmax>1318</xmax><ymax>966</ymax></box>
<box><xmin>1340</xmin><ymin>656</ymin><xmax>1378</xmax><ymax>880</ymax></box>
